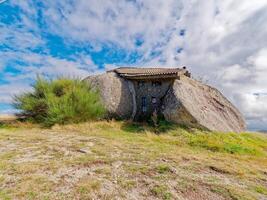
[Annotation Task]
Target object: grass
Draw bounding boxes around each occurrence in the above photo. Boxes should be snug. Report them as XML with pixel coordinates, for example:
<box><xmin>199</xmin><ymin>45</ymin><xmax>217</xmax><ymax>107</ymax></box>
<box><xmin>155</xmin><ymin>164</ymin><xmax>172</xmax><ymax>174</ymax></box>
<box><xmin>77</xmin><ymin>178</ymin><xmax>101</xmax><ymax>193</ymax></box>
<box><xmin>151</xmin><ymin>185</ymin><xmax>172</xmax><ymax>200</ymax></box>
<box><xmin>0</xmin><ymin>121</ymin><xmax>266</xmax><ymax>199</ymax></box>
<box><xmin>167</xmin><ymin>128</ymin><xmax>267</xmax><ymax>156</ymax></box>
<box><xmin>254</xmin><ymin>185</ymin><xmax>267</xmax><ymax>195</ymax></box>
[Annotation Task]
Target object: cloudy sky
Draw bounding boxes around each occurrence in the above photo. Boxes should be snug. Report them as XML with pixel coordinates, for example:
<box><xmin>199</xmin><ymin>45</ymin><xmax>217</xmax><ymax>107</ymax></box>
<box><xmin>0</xmin><ymin>0</ymin><xmax>267</xmax><ymax>130</ymax></box>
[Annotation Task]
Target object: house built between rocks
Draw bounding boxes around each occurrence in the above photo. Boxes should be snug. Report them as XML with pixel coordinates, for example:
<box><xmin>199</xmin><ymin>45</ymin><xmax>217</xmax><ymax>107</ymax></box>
<box><xmin>85</xmin><ymin>67</ymin><xmax>246</xmax><ymax>133</ymax></box>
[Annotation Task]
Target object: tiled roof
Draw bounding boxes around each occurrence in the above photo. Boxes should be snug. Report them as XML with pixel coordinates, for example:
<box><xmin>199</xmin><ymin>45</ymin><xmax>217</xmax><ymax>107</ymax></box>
<box><xmin>109</xmin><ymin>67</ymin><xmax>188</xmax><ymax>79</ymax></box>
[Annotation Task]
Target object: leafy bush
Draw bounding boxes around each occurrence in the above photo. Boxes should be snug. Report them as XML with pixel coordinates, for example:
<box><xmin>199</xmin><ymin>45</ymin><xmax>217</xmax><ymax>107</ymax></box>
<box><xmin>13</xmin><ymin>77</ymin><xmax>106</xmax><ymax>126</ymax></box>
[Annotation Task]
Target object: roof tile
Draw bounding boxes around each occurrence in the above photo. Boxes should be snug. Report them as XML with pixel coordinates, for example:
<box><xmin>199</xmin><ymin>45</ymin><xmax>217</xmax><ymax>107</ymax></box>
<box><xmin>109</xmin><ymin>67</ymin><xmax>187</xmax><ymax>79</ymax></box>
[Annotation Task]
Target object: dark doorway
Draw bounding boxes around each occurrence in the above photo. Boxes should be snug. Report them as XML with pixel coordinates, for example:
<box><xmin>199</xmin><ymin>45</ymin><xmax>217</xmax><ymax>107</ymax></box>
<box><xmin>141</xmin><ymin>97</ymin><xmax>147</xmax><ymax>113</ymax></box>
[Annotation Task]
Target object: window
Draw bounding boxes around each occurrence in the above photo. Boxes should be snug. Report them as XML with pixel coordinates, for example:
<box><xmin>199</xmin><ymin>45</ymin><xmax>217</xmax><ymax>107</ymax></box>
<box><xmin>141</xmin><ymin>97</ymin><xmax>147</xmax><ymax>112</ymax></box>
<box><xmin>152</xmin><ymin>81</ymin><xmax>162</xmax><ymax>87</ymax></box>
<box><xmin>151</xmin><ymin>97</ymin><xmax>157</xmax><ymax>104</ymax></box>
<box><xmin>138</xmin><ymin>81</ymin><xmax>145</xmax><ymax>88</ymax></box>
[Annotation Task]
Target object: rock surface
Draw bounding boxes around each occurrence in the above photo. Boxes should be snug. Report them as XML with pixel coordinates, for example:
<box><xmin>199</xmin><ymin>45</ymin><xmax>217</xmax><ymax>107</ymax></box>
<box><xmin>162</xmin><ymin>76</ymin><xmax>246</xmax><ymax>132</ymax></box>
<box><xmin>84</xmin><ymin>72</ymin><xmax>133</xmax><ymax>119</ymax></box>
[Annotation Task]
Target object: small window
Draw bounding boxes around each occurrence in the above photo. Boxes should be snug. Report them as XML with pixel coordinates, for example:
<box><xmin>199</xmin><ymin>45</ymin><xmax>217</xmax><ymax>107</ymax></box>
<box><xmin>152</xmin><ymin>81</ymin><xmax>162</xmax><ymax>87</ymax></box>
<box><xmin>151</xmin><ymin>97</ymin><xmax>157</xmax><ymax>104</ymax></box>
<box><xmin>138</xmin><ymin>81</ymin><xmax>145</xmax><ymax>88</ymax></box>
<box><xmin>141</xmin><ymin>97</ymin><xmax>147</xmax><ymax>112</ymax></box>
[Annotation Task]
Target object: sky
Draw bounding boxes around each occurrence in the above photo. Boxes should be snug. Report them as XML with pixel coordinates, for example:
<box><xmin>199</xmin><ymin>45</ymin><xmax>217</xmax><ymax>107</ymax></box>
<box><xmin>0</xmin><ymin>0</ymin><xmax>267</xmax><ymax>130</ymax></box>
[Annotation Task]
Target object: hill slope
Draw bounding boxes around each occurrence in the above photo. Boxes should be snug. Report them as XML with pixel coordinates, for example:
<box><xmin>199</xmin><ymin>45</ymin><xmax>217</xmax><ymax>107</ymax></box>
<box><xmin>0</xmin><ymin>121</ymin><xmax>266</xmax><ymax>200</ymax></box>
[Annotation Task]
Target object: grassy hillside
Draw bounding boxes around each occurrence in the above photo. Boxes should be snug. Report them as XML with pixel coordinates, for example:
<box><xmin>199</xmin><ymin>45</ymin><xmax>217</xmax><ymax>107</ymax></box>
<box><xmin>0</xmin><ymin>121</ymin><xmax>266</xmax><ymax>200</ymax></box>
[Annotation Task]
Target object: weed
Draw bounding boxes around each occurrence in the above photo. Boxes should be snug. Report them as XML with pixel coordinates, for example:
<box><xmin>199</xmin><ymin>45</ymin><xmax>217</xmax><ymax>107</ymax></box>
<box><xmin>126</xmin><ymin>165</ymin><xmax>150</xmax><ymax>175</ymax></box>
<box><xmin>76</xmin><ymin>178</ymin><xmax>101</xmax><ymax>199</ymax></box>
<box><xmin>176</xmin><ymin>178</ymin><xmax>195</xmax><ymax>192</ymax></box>
<box><xmin>155</xmin><ymin>164</ymin><xmax>171</xmax><ymax>174</ymax></box>
<box><xmin>121</xmin><ymin>122</ymin><xmax>145</xmax><ymax>133</ymax></box>
<box><xmin>151</xmin><ymin>185</ymin><xmax>172</xmax><ymax>200</ymax></box>
<box><xmin>0</xmin><ymin>190</ymin><xmax>11</xmax><ymax>200</ymax></box>
<box><xmin>26</xmin><ymin>191</ymin><xmax>38</xmax><ymax>200</ymax></box>
<box><xmin>118</xmin><ymin>179</ymin><xmax>137</xmax><ymax>190</ymax></box>
<box><xmin>210</xmin><ymin>185</ymin><xmax>258</xmax><ymax>200</ymax></box>
<box><xmin>156</xmin><ymin>120</ymin><xmax>177</xmax><ymax>133</ymax></box>
<box><xmin>254</xmin><ymin>185</ymin><xmax>267</xmax><ymax>195</ymax></box>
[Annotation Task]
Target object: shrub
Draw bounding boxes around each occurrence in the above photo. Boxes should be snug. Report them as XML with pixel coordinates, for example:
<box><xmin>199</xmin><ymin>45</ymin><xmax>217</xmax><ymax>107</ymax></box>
<box><xmin>13</xmin><ymin>77</ymin><xmax>106</xmax><ymax>126</ymax></box>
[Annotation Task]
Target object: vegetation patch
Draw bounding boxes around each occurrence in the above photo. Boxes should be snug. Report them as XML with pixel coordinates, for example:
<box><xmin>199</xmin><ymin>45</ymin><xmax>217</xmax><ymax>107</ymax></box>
<box><xmin>151</xmin><ymin>185</ymin><xmax>172</xmax><ymax>200</ymax></box>
<box><xmin>155</xmin><ymin>164</ymin><xmax>172</xmax><ymax>174</ymax></box>
<box><xmin>121</xmin><ymin>122</ymin><xmax>145</xmax><ymax>133</ymax></box>
<box><xmin>186</xmin><ymin>131</ymin><xmax>267</xmax><ymax>156</ymax></box>
<box><xmin>176</xmin><ymin>177</ymin><xmax>196</xmax><ymax>192</ymax></box>
<box><xmin>118</xmin><ymin>179</ymin><xmax>137</xmax><ymax>190</ymax></box>
<box><xmin>77</xmin><ymin>179</ymin><xmax>101</xmax><ymax>193</ymax></box>
<box><xmin>210</xmin><ymin>184</ymin><xmax>259</xmax><ymax>200</ymax></box>
<box><xmin>0</xmin><ymin>190</ymin><xmax>11</xmax><ymax>200</ymax></box>
<box><xmin>254</xmin><ymin>185</ymin><xmax>267</xmax><ymax>195</ymax></box>
<box><xmin>209</xmin><ymin>165</ymin><xmax>230</xmax><ymax>174</ymax></box>
<box><xmin>154</xmin><ymin>120</ymin><xmax>177</xmax><ymax>133</ymax></box>
<box><xmin>13</xmin><ymin>77</ymin><xmax>106</xmax><ymax>127</ymax></box>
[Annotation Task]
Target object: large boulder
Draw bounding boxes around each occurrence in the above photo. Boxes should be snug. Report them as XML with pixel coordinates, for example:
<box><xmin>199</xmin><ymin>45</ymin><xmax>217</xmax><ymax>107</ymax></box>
<box><xmin>84</xmin><ymin>72</ymin><xmax>133</xmax><ymax>119</ymax></box>
<box><xmin>162</xmin><ymin>76</ymin><xmax>246</xmax><ymax>132</ymax></box>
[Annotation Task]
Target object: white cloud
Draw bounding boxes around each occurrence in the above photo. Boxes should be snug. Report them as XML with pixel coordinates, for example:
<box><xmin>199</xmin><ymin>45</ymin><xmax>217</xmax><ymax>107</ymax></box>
<box><xmin>41</xmin><ymin>0</ymin><xmax>183</xmax><ymax>52</ymax></box>
<box><xmin>0</xmin><ymin>0</ymin><xmax>8</xmax><ymax>4</ymax></box>
<box><xmin>0</xmin><ymin>51</ymin><xmax>98</xmax><ymax>79</ymax></box>
<box><xmin>0</xmin><ymin>83</ymin><xmax>31</xmax><ymax>104</ymax></box>
<box><xmin>0</xmin><ymin>51</ymin><xmax>99</xmax><ymax>106</ymax></box>
<box><xmin>216</xmin><ymin>48</ymin><xmax>267</xmax><ymax>130</ymax></box>
<box><xmin>248</xmin><ymin>48</ymin><xmax>267</xmax><ymax>70</ymax></box>
<box><xmin>235</xmin><ymin>93</ymin><xmax>267</xmax><ymax>131</ymax></box>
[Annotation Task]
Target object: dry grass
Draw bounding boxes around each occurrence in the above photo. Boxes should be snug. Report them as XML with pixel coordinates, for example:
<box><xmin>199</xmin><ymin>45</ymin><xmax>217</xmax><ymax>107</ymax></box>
<box><xmin>0</xmin><ymin>121</ymin><xmax>266</xmax><ymax>200</ymax></box>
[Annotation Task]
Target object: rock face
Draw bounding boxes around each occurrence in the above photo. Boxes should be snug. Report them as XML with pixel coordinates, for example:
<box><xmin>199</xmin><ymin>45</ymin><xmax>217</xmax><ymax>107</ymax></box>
<box><xmin>84</xmin><ymin>72</ymin><xmax>133</xmax><ymax>119</ymax></box>
<box><xmin>162</xmin><ymin>76</ymin><xmax>246</xmax><ymax>132</ymax></box>
<box><xmin>84</xmin><ymin>72</ymin><xmax>246</xmax><ymax>133</ymax></box>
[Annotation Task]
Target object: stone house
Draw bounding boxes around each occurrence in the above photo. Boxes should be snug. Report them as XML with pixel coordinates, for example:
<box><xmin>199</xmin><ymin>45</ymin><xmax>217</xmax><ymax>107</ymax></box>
<box><xmin>108</xmin><ymin>67</ymin><xmax>191</xmax><ymax>121</ymax></box>
<box><xmin>85</xmin><ymin>67</ymin><xmax>246</xmax><ymax>132</ymax></box>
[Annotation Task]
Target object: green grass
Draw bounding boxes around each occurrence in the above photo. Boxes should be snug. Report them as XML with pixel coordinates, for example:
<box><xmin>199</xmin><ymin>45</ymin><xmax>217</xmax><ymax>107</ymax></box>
<box><xmin>162</xmin><ymin>127</ymin><xmax>267</xmax><ymax>156</ymax></box>
<box><xmin>112</xmin><ymin>122</ymin><xmax>267</xmax><ymax>156</ymax></box>
<box><xmin>254</xmin><ymin>185</ymin><xmax>267</xmax><ymax>195</ymax></box>
<box><xmin>155</xmin><ymin>164</ymin><xmax>171</xmax><ymax>174</ymax></box>
<box><xmin>13</xmin><ymin>77</ymin><xmax>106</xmax><ymax>127</ymax></box>
<box><xmin>151</xmin><ymin>185</ymin><xmax>172</xmax><ymax>200</ymax></box>
<box><xmin>0</xmin><ymin>190</ymin><xmax>11</xmax><ymax>200</ymax></box>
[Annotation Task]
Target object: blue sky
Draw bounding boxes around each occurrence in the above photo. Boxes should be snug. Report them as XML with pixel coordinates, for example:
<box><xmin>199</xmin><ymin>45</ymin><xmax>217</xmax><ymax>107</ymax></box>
<box><xmin>0</xmin><ymin>0</ymin><xmax>267</xmax><ymax>130</ymax></box>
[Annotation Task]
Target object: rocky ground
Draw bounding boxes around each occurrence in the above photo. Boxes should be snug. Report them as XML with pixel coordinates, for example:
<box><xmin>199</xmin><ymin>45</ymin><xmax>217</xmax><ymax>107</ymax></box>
<box><xmin>0</xmin><ymin>121</ymin><xmax>266</xmax><ymax>200</ymax></box>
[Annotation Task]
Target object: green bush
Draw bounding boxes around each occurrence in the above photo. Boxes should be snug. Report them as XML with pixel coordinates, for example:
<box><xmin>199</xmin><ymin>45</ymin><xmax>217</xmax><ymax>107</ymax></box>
<box><xmin>13</xmin><ymin>77</ymin><xmax>106</xmax><ymax>126</ymax></box>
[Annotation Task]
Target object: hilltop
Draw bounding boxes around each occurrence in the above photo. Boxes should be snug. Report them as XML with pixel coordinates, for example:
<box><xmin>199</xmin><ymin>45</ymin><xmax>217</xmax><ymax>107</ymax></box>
<box><xmin>0</xmin><ymin>121</ymin><xmax>266</xmax><ymax>200</ymax></box>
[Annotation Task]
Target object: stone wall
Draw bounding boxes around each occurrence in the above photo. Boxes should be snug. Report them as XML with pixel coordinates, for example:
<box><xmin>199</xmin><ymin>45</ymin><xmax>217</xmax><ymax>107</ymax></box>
<box><xmin>132</xmin><ymin>80</ymin><xmax>173</xmax><ymax>121</ymax></box>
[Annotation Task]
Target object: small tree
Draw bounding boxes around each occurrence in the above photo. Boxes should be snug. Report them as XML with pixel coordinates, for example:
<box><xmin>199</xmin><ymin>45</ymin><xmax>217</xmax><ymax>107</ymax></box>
<box><xmin>13</xmin><ymin>77</ymin><xmax>106</xmax><ymax>127</ymax></box>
